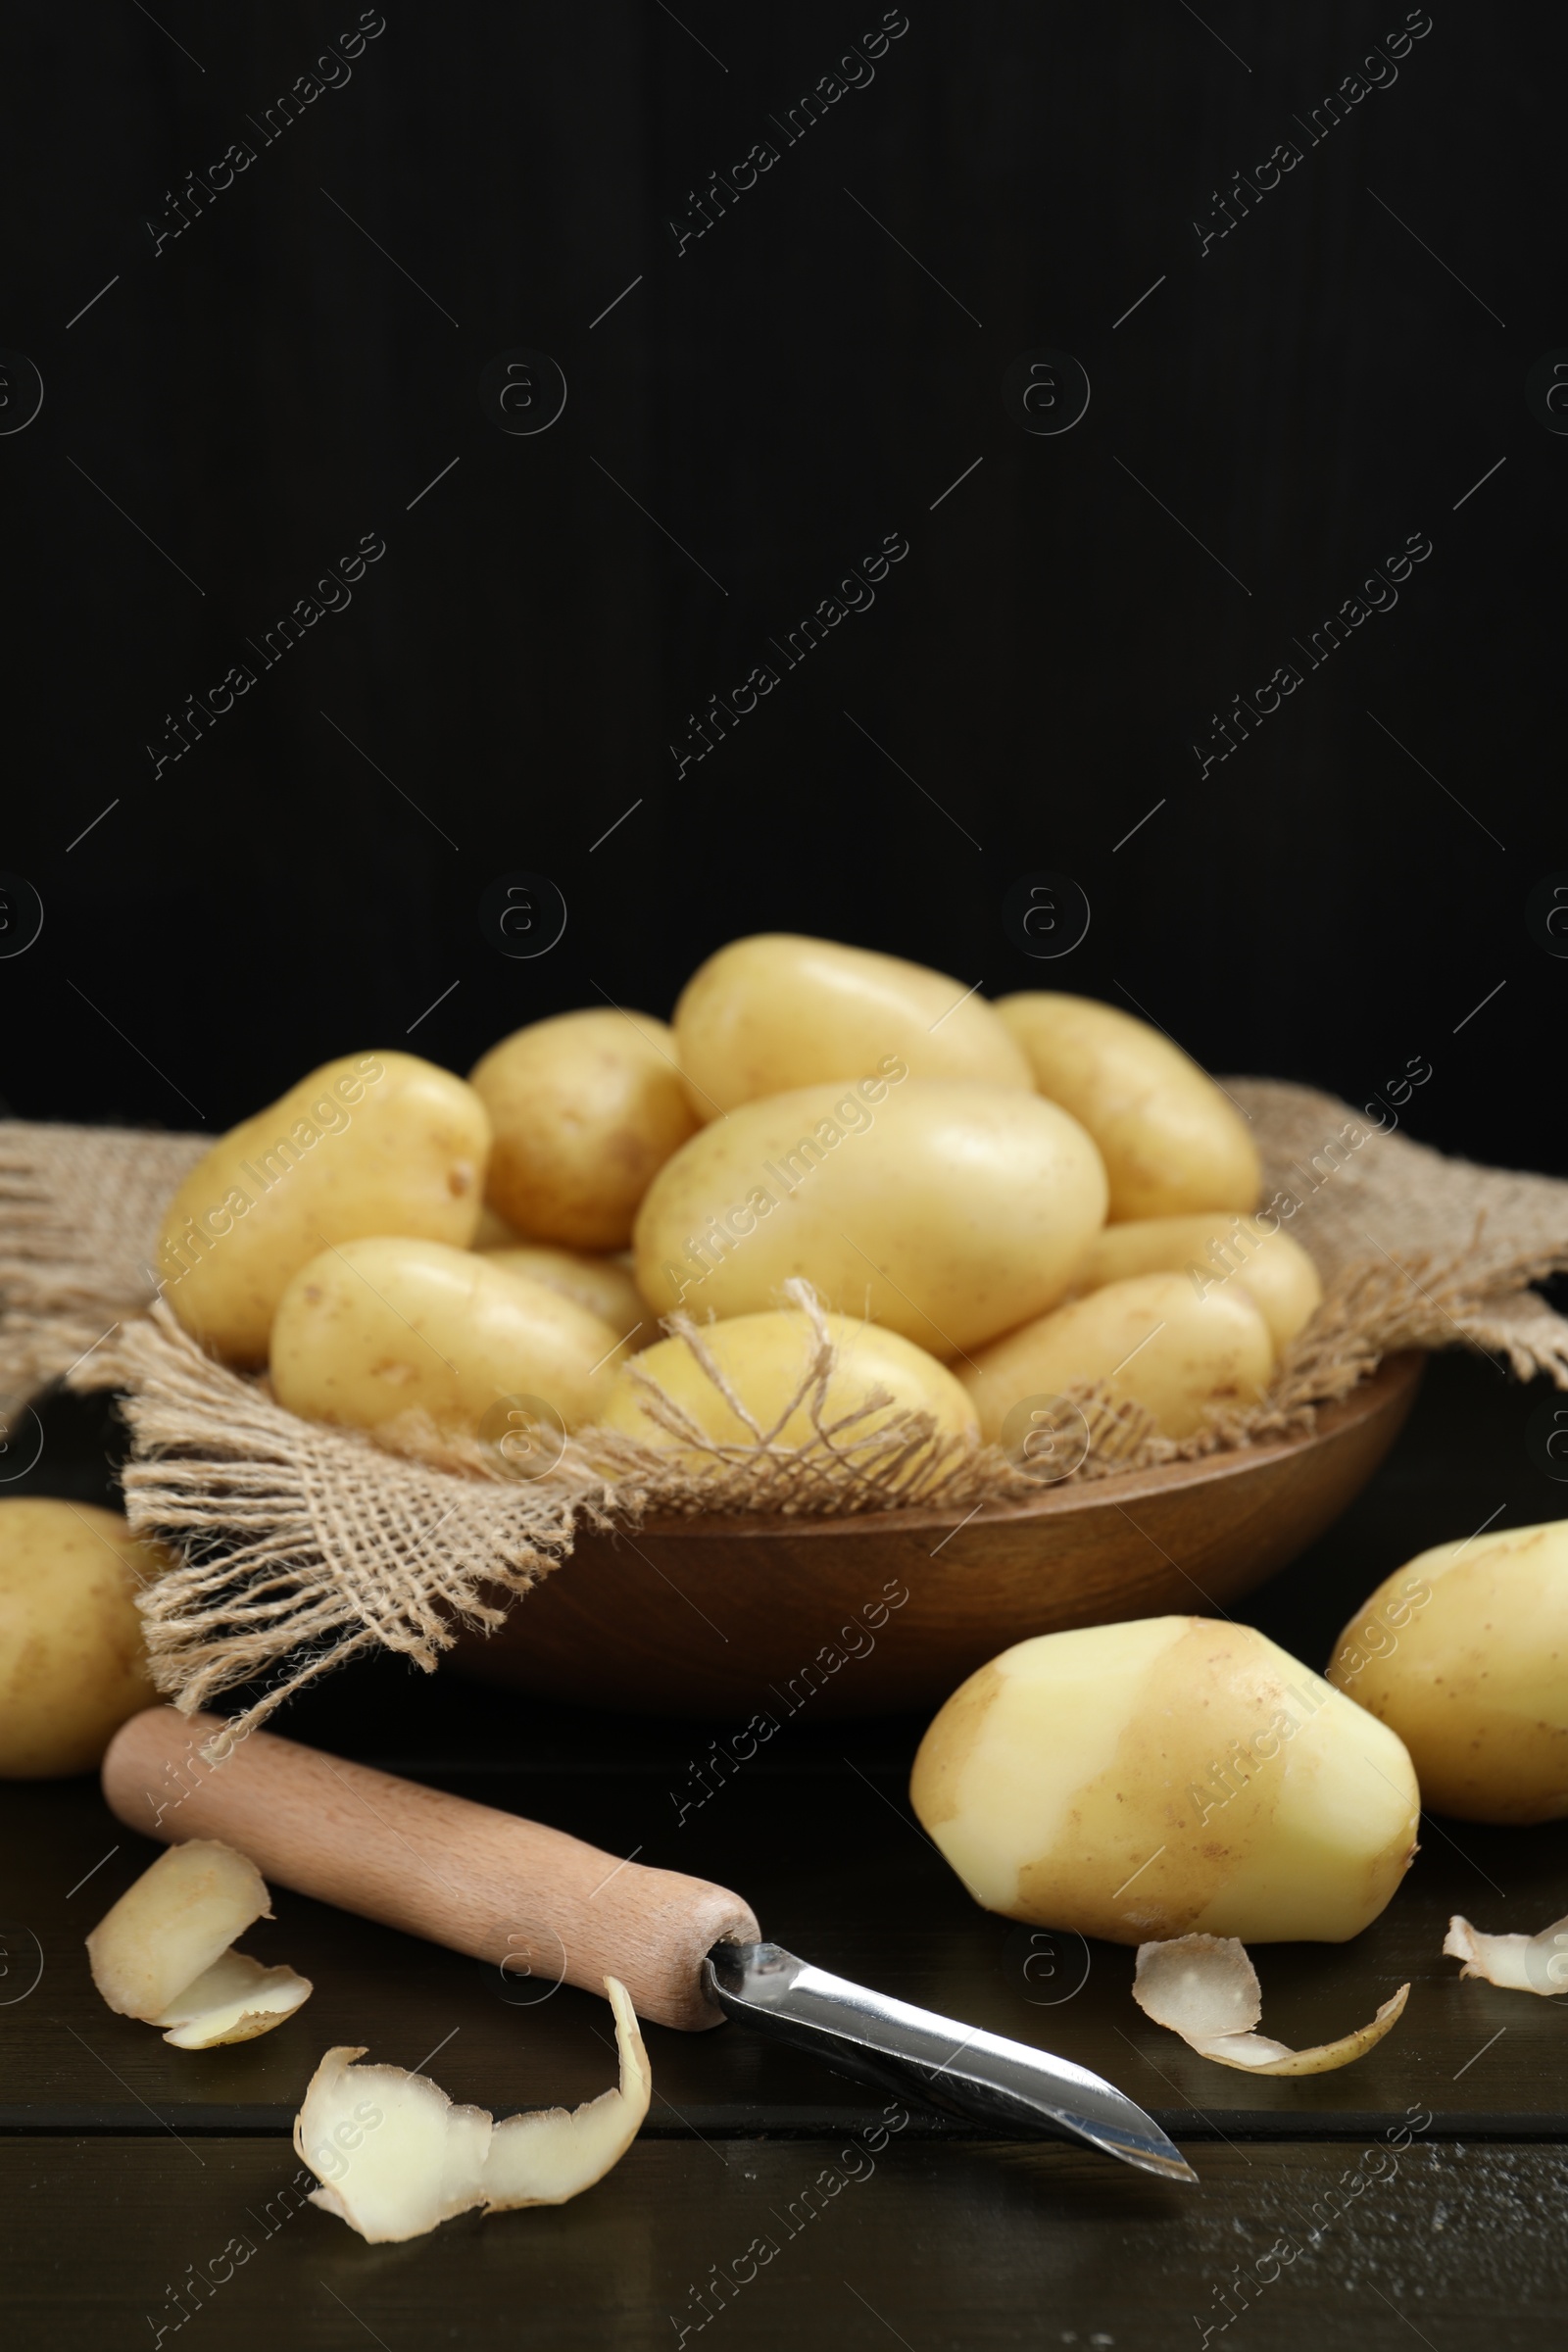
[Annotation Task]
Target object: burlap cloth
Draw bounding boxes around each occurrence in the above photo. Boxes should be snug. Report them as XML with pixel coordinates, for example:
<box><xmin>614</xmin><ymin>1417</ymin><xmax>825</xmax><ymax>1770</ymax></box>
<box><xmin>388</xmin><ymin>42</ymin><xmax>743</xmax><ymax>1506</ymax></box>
<box><xmin>4</xmin><ymin>1082</ymin><xmax>1567</xmax><ymax>1738</ymax></box>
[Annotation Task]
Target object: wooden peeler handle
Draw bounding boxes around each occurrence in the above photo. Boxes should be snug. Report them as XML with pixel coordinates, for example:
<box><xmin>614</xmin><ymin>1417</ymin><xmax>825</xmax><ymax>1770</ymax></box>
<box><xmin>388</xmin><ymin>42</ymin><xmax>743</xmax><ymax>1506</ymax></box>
<box><xmin>101</xmin><ymin>1707</ymin><xmax>760</xmax><ymax>2032</ymax></box>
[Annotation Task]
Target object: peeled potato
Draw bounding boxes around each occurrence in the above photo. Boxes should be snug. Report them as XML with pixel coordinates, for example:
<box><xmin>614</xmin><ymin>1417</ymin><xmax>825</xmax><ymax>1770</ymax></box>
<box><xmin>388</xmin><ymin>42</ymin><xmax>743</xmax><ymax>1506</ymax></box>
<box><xmin>156</xmin><ymin>1052</ymin><xmax>490</xmax><ymax>1364</ymax></box>
<box><xmin>0</xmin><ymin>1499</ymin><xmax>160</xmax><ymax>1778</ymax></box>
<box><xmin>1066</xmin><ymin>1215</ymin><xmax>1322</xmax><ymax>1349</ymax></box>
<box><xmin>635</xmin><ymin>1078</ymin><xmax>1107</xmax><ymax>1356</ymax></box>
<box><xmin>960</xmin><ymin>1271</ymin><xmax>1274</xmax><ymax>1441</ymax></box>
<box><xmin>998</xmin><ymin>993</ymin><xmax>1259</xmax><ymax>1221</ymax></box>
<box><xmin>674</xmin><ymin>933</ymin><xmax>1033</xmax><ymax>1118</ymax></box>
<box><xmin>1328</xmin><ymin>1521</ymin><xmax>1568</xmax><ymax>1824</ymax></box>
<box><xmin>469</xmin><ymin>1008</ymin><xmax>699</xmax><ymax>1251</ymax></box>
<box><xmin>911</xmin><ymin>1618</ymin><xmax>1420</xmax><ymax>1943</ymax></box>
<box><xmin>600</xmin><ymin>1309</ymin><xmax>977</xmax><ymax>1471</ymax></box>
<box><xmin>484</xmin><ymin>1245</ymin><xmax>646</xmax><ymax>1348</ymax></box>
<box><xmin>270</xmin><ymin>1237</ymin><xmax>617</xmax><ymax>1437</ymax></box>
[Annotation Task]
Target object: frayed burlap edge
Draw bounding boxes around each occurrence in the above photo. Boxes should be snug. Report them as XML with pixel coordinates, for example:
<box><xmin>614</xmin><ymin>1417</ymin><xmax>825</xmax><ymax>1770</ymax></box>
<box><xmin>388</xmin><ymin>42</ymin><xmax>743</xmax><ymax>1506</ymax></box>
<box><xmin>74</xmin><ymin>1302</ymin><xmax>618</xmax><ymax>1741</ymax></box>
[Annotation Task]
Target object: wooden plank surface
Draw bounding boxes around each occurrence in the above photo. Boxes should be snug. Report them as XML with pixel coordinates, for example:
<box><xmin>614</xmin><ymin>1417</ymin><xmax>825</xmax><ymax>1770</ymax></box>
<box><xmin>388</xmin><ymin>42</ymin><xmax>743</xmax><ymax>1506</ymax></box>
<box><xmin>4</xmin><ymin>2136</ymin><xmax>1564</xmax><ymax>2351</ymax></box>
<box><xmin>4</xmin><ymin>1350</ymin><xmax>1567</xmax><ymax>2346</ymax></box>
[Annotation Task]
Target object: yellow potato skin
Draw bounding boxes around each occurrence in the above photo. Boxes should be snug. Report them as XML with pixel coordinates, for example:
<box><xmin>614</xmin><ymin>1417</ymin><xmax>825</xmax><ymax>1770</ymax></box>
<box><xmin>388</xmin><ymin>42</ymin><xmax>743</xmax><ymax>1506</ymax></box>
<box><xmin>1068</xmin><ymin>1214</ymin><xmax>1322</xmax><ymax>1348</ymax></box>
<box><xmin>910</xmin><ymin>1618</ymin><xmax>1420</xmax><ymax>1944</ymax></box>
<box><xmin>1328</xmin><ymin>1522</ymin><xmax>1568</xmax><ymax>1824</ymax></box>
<box><xmin>600</xmin><ymin>1310</ymin><xmax>976</xmax><ymax>1471</ymax></box>
<box><xmin>960</xmin><ymin>1271</ymin><xmax>1274</xmax><ymax>1441</ymax></box>
<box><xmin>634</xmin><ymin>1078</ymin><xmax>1108</xmax><ymax>1356</ymax></box>
<box><xmin>998</xmin><ymin>993</ymin><xmax>1260</xmax><ymax>1221</ymax></box>
<box><xmin>484</xmin><ymin>1245</ymin><xmax>647</xmax><ymax>1345</ymax></box>
<box><xmin>674</xmin><ymin>934</ymin><xmax>1034</xmax><ymax>1117</ymax></box>
<box><xmin>158</xmin><ymin>1053</ymin><xmax>490</xmax><ymax>1366</ymax></box>
<box><xmin>0</xmin><ymin>1499</ymin><xmax>160</xmax><ymax>1778</ymax></box>
<box><xmin>270</xmin><ymin>1238</ymin><xmax>617</xmax><ymax>1436</ymax></box>
<box><xmin>469</xmin><ymin>1008</ymin><xmax>698</xmax><ymax>1251</ymax></box>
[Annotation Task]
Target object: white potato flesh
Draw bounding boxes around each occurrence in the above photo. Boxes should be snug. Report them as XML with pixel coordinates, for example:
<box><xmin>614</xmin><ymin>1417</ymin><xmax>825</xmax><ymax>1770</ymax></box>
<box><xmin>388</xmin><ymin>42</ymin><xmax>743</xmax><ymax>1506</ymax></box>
<box><xmin>86</xmin><ymin>1838</ymin><xmax>271</xmax><ymax>2022</ymax></box>
<box><xmin>910</xmin><ymin>1618</ymin><xmax>1420</xmax><ymax>1944</ymax></box>
<box><xmin>294</xmin><ymin>1977</ymin><xmax>651</xmax><ymax>2242</ymax></box>
<box><xmin>673</xmin><ymin>933</ymin><xmax>1034</xmax><ymax>1117</ymax></box>
<box><xmin>960</xmin><ymin>1271</ymin><xmax>1275</xmax><ymax>1441</ymax></box>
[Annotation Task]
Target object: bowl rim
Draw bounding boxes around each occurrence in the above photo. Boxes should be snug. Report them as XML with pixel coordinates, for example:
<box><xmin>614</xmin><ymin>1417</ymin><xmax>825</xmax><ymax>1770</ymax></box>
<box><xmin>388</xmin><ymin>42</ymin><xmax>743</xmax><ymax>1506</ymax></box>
<box><xmin>624</xmin><ymin>1349</ymin><xmax>1425</xmax><ymax>1544</ymax></box>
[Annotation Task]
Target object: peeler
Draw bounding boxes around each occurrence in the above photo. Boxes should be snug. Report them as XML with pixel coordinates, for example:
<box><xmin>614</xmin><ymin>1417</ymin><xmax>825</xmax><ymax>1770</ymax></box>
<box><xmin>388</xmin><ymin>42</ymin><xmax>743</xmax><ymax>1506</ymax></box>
<box><xmin>102</xmin><ymin>1708</ymin><xmax>1197</xmax><ymax>2184</ymax></box>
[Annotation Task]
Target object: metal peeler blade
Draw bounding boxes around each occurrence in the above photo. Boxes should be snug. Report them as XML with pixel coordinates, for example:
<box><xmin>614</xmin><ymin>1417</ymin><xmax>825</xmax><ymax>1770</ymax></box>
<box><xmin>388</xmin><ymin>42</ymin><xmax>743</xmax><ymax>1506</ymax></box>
<box><xmin>705</xmin><ymin>1940</ymin><xmax>1197</xmax><ymax>2183</ymax></box>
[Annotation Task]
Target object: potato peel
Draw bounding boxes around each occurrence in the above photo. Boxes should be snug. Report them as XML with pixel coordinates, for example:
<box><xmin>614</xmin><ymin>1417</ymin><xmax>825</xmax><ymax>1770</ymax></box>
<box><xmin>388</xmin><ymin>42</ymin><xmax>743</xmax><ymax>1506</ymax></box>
<box><xmin>293</xmin><ymin>1975</ymin><xmax>651</xmax><ymax>2243</ymax></box>
<box><xmin>153</xmin><ymin>1949</ymin><xmax>315</xmax><ymax>2048</ymax></box>
<box><xmin>1133</xmin><ymin>1934</ymin><xmax>1409</xmax><ymax>2074</ymax></box>
<box><xmin>1444</xmin><ymin>1912</ymin><xmax>1568</xmax><ymax>1996</ymax></box>
<box><xmin>86</xmin><ymin>1838</ymin><xmax>311</xmax><ymax>2046</ymax></box>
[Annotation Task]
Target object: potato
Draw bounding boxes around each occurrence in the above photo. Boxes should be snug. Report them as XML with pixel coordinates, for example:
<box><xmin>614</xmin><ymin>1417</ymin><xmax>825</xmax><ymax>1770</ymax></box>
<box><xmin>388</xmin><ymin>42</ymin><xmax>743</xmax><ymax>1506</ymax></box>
<box><xmin>1067</xmin><ymin>1215</ymin><xmax>1322</xmax><ymax>1348</ymax></box>
<box><xmin>600</xmin><ymin>1308</ymin><xmax>976</xmax><ymax>1471</ymax></box>
<box><xmin>910</xmin><ymin>1618</ymin><xmax>1420</xmax><ymax>1944</ymax></box>
<box><xmin>960</xmin><ymin>1271</ymin><xmax>1274</xmax><ymax>1441</ymax></box>
<box><xmin>0</xmin><ymin>1499</ymin><xmax>159</xmax><ymax>1778</ymax></box>
<box><xmin>484</xmin><ymin>1245</ymin><xmax>647</xmax><ymax>1347</ymax></box>
<box><xmin>469</xmin><ymin>1008</ymin><xmax>699</xmax><ymax>1250</ymax></box>
<box><xmin>270</xmin><ymin>1238</ymin><xmax>617</xmax><ymax>1437</ymax></box>
<box><xmin>1328</xmin><ymin>1521</ymin><xmax>1568</xmax><ymax>1824</ymax></box>
<box><xmin>998</xmin><ymin>993</ymin><xmax>1260</xmax><ymax>1221</ymax></box>
<box><xmin>157</xmin><ymin>1053</ymin><xmax>490</xmax><ymax>1365</ymax></box>
<box><xmin>673</xmin><ymin>934</ymin><xmax>1033</xmax><ymax>1117</ymax></box>
<box><xmin>473</xmin><ymin>1203</ymin><xmax>523</xmax><ymax>1250</ymax></box>
<box><xmin>634</xmin><ymin>1078</ymin><xmax>1107</xmax><ymax>1356</ymax></box>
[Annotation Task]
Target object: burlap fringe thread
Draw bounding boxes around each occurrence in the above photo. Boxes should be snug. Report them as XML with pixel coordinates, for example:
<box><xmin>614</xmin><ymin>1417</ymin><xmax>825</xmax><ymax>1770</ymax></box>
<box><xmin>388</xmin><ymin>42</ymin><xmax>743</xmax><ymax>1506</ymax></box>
<box><xmin>4</xmin><ymin>1080</ymin><xmax>1568</xmax><ymax>1738</ymax></box>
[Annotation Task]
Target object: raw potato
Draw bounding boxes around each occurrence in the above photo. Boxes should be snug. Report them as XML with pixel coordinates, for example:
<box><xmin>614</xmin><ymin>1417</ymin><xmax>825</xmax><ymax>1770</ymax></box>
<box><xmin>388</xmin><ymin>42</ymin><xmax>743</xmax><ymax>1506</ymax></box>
<box><xmin>635</xmin><ymin>1078</ymin><xmax>1107</xmax><ymax>1356</ymax></box>
<box><xmin>0</xmin><ymin>1499</ymin><xmax>159</xmax><ymax>1779</ymax></box>
<box><xmin>270</xmin><ymin>1238</ymin><xmax>618</xmax><ymax>1437</ymax></box>
<box><xmin>484</xmin><ymin>1244</ymin><xmax>647</xmax><ymax>1348</ymax></box>
<box><xmin>156</xmin><ymin>1052</ymin><xmax>491</xmax><ymax>1364</ymax></box>
<box><xmin>998</xmin><ymin>993</ymin><xmax>1260</xmax><ymax>1221</ymax></box>
<box><xmin>86</xmin><ymin>1837</ymin><xmax>313</xmax><ymax>2046</ymax></box>
<box><xmin>469</xmin><ymin>1008</ymin><xmax>699</xmax><ymax>1250</ymax></box>
<box><xmin>600</xmin><ymin>1308</ymin><xmax>977</xmax><ymax>1473</ymax></box>
<box><xmin>1067</xmin><ymin>1214</ymin><xmax>1322</xmax><ymax>1348</ymax></box>
<box><xmin>674</xmin><ymin>933</ymin><xmax>1034</xmax><ymax>1117</ymax></box>
<box><xmin>960</xmin><ymin>1272</ymin><xmax>1275</xmax><ymax>1442</ymax></box>
<box><xmin>1327</xmin><ymin>1520</ymin><xmax>1568</xmax><ymax>1823</ymax></box>
<box><xmin>1133</xmin><ymin>1935</ymin><xmax>1409</xmax><ymax>2074</ymax></box>
<box><xmin>910</xmin><ymin>1617</ymin><xmax>1420</xmax><ymax>1944</ymax></box>
<box><xmin>294</xmin><ymin>1975</ymin><xmax>651</xmax><ymax>2242</ymax></box>
<box><xmin>473</xmin><ymin>1203</ymin><xmax>524</xmax><ymax>1249</ymax></box>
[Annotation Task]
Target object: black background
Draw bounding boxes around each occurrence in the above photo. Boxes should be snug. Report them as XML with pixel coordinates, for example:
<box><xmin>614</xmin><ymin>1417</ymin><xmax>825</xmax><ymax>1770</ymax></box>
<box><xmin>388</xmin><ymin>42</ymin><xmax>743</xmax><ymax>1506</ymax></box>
<box><xmin>3</xmin><ymin>2</ymin><xmax>1560</xmax><ymax>1169</ymax></box>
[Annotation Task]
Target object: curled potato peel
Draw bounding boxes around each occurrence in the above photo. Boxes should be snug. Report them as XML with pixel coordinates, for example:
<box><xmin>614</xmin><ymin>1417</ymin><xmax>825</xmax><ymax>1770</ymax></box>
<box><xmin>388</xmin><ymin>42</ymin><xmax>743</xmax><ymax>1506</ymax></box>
<box><xmin>294</xmin><ymin>1976</ymin><xmax>651</xmax><ymax>2241</ymax></box>
<box><xmin>1133</xmin><ymin>1935</ymin><xmax>1409</xmax><ymax>2074</ymax></box>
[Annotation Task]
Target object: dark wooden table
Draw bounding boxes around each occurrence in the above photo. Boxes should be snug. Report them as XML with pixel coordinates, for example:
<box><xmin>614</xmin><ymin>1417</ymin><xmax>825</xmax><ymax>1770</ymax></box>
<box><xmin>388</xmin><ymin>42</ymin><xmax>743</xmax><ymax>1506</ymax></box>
<box><xmin>6</xmin><ymin>1350</ymin><xmax>1568</xmax><ymax>2348</ymax></box>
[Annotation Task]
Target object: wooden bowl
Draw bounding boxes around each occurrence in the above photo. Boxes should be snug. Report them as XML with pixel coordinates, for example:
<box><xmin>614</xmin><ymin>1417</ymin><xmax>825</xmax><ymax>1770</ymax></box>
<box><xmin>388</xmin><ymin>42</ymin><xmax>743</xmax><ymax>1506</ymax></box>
<box><xmin>451</xmin><ymin>1352</ymin><xmax>1423</xmax><ymax>1722</ymax></box>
